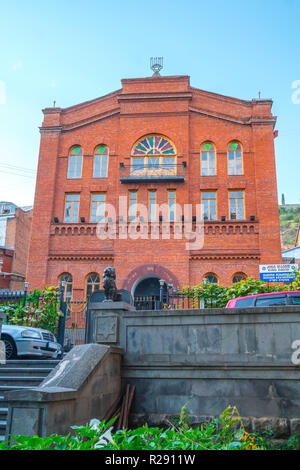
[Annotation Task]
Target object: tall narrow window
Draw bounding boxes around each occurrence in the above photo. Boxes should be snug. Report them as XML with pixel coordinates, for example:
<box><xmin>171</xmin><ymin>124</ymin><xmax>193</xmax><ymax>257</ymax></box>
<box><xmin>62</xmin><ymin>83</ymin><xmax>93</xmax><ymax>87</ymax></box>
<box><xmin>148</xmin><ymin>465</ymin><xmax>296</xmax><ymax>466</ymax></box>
<box><xmin>59</xmin><ymin>273</ymin><xmax>73</xmax><ymax>301</ymax></box>
<box><xmin>201</xmin><ymin>142</ymin><xmax>216</xmax><ymax>176</ymax></box>
<box><xmin>129</xmin><ymin>191</ymin><xmax>137</xmax><ymax>221</ymax></box>
<box><xmin>228</xmin><ymin>142</ymin><xmax>243</xmax><ymax>175</ymax></box>
<box><xmin>90</xmin><ymin>193</ymin><xmax>106</xmax><ymax>222</ymax></box>
<box><xmin>86</xmin><ymin>273</ymin><xmax>100</xmax><ymax>298</ymax></box>
<box><xmin>149</xmin><ymin>191</ymin><xmax>157</xmax><ymax>222</ymax></box>
<box><xmin>64</xmin><ymin>194</ymin><xmax>80</xmax><ymax>223</ymax></box>
<box><xmin>93</xmin><ymin>145</ymin><xmax>109</xmax><ymax>178</ymax></box>
<box><xmin>201</xmin><ymin>192</ymin><xmax>217</xmax><ymax>220</ymax></box>
<box><xmin>68</xmin><ymin>146</ymin><xmax>82</xmax><ymax>179</ymax></box>
<box><xmin>229</xmin><ymin>190</ymin><xmax>245</xmax><ymax>220</ymax></box>
<box><xmin>168</xmin><ymin>190</ymin><xmax>176</xmax><ymax>222</ymax></box>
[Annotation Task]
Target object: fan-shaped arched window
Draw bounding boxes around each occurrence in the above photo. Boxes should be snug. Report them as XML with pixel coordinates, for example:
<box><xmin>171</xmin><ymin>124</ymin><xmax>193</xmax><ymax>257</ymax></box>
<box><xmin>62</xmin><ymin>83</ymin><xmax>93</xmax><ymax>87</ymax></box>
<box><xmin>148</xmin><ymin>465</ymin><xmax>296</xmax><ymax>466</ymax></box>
<box><xmin>59</xmin><ymin>273</ymin><xmax>73</xmax><ymax>301</ymax></box>
<box><xmin>228</xmin><ymin>142</ymin><xmax>243</xmax><ymax>175</ymax></box>
<box><xmin>86</xmin><ymin>273</ymin><xmax>100</xmax><ymax>298</ymax></box>
<box><xmin>93</xmin><ymin>145</ymin><xmax>109</xmax><ymax>178</ymax></box>
<box><xmin>131</xmin><ymin>134</ymin><xmax>176</xmax><ymax>177</ymax></box>
<box><xmin>232</xmin><ymin>273</ymin><xmax>247</xmax><ymax>284</ymax></box>
<box><xmin>203</xmin><ymin>273</ymin><xmax>219</xmax><ymax>284</ymax></box>
<box><xmin>68</xmin><ymin>146</ymin><xmax>82</xmax><ymax>179</ymax></box>
<box><xmin>201</xmin><ymin>142</ymin><xmax>216</xmax><ymax>176</ymax></box>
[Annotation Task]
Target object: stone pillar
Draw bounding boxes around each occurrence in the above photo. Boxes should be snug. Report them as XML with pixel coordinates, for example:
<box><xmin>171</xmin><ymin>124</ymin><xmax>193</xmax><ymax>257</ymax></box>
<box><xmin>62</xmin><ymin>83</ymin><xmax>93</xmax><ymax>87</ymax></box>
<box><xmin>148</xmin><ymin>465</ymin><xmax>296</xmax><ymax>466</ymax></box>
<box><xmin>0</xmin><ymin>311</ymin><xmax>6</xmax><ymax>364</ymax></box>
<box><xmin>88</xmin><ymin>301</ymin><xmax>135</xmax><ymax>349</ymax></box>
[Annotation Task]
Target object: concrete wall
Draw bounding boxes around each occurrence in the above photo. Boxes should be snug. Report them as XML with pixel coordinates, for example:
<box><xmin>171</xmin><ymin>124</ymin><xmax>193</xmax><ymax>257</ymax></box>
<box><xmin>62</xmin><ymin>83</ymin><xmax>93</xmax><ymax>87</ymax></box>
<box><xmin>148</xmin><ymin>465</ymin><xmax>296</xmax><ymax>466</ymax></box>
<box><xmin>5</xmin><ymin>344</ymin><xmax>123</xmax><ymax>438</ymax></box>
<box><xmin>89</xmin><ymin>303</ymin><xmax>300</xmax><ymax>435</ymax></box>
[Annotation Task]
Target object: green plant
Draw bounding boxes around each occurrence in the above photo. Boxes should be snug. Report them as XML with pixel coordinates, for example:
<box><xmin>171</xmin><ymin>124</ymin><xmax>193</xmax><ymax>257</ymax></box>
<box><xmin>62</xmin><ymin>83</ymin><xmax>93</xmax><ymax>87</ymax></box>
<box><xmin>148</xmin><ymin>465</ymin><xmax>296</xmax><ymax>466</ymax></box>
<box><xmin>0</xmin><ymin>286</ymin><xmax>61</xmax><ymax>335</ymax></box>
<box><xmin>0</xmin><ymin>406</ymin><xmax>267</xmax><ymax>451</ymax></box>
<box><xmin>179</xmin><ymin>277</ymin><xmax>288</xmax><ymax>309</ymax></box>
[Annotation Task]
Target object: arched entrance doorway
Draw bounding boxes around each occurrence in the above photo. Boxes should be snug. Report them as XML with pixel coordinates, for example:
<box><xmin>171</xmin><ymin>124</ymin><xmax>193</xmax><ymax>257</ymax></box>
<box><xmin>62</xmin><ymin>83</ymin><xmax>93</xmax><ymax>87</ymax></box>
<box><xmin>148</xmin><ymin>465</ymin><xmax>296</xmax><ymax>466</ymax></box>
<box><xmin>133</xmin><ymin>276</ymin><xmax>168</xmax><ymax>310</ymax></box>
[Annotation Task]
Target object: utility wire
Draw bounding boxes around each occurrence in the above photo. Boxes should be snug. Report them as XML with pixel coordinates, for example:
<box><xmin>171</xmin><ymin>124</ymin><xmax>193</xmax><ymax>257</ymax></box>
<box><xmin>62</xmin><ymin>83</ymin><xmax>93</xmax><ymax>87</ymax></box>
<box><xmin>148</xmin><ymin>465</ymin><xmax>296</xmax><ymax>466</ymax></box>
<box><xmin>0</xmin><ymin>169</ymin><xmax>36</xmax><ymax>179</ymax></box>
<box><xmin>0</xmin><ymin>163</ymin><xmax>36</xmax><ymax>174</ymax></box>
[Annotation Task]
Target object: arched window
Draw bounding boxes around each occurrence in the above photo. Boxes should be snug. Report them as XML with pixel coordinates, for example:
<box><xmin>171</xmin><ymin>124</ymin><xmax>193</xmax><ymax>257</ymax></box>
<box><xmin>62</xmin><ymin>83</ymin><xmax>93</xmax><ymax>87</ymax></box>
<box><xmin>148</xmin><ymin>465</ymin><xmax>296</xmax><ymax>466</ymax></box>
<box><xmin>232</xmin><ymin>273</ymin><xmax>247</xmax><ymax>284</ymax></box>
<box><xmin>59</xmin><ymin>273</ymin><xmax>73</xmax><ymax>301</ymax></box>
<box><xmin>228</xmin><ymin>142</ymin><xmax>243</xmax><ymax>175</ymax></box>
<box><xmin>203</xmin><ymin>273</ymin><xmax>219</xmax><ymax>284</ymax></box>
<box><xmin>201</xmin><ymin>142</ymin><xmax>216</xmax><ymax>176</ymax></box>
<box><xmin>86</xmin><ymin>273</ymin><xmax>100</xmax><ymax>298</ymax></box>
<box><xmin>131</xmin><ymin>134</ymin><xmax>176</xmax><ymax>176</ymax></box>
<box><xmin>93</xmin><ymin>145</ymin><xmax>109</xmax><ymax>178</ymax></box>
<box><xmin>67</xmin><ymin>146</ymin><xmax>82</xmax><ymax>179</ymax></box>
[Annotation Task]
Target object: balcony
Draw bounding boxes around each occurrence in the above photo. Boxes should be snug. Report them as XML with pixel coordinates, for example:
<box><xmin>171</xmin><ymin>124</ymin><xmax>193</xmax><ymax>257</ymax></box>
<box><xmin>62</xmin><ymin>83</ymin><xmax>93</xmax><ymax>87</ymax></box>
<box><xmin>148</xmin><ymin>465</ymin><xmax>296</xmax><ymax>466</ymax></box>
<box><xmin>120</xmin><ymin>162</ymin><xmax>186</xmax><ymax>183</ymax></box>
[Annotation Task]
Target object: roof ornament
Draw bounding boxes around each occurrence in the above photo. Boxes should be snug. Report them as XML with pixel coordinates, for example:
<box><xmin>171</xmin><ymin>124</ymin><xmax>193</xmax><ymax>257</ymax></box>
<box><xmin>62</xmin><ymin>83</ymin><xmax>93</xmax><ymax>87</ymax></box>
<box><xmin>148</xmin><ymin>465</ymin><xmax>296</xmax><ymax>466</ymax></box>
<box><xmin>150</xmin><ymin>57</ymin><xmax>163</xmax><ymax>77</ymax></box>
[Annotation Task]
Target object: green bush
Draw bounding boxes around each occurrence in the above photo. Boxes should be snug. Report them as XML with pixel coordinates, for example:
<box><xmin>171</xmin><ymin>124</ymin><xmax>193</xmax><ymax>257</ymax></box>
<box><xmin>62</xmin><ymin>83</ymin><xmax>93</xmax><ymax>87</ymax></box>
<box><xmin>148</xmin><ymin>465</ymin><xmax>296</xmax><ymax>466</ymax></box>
<box><xmin>0</xmin><ymin>406</ymin><xmax>267</xmax><ymax>451</ymax></box>
<box><xmin>0</xmin><ymin>286</ymin><xmax>61</xmax><ymax>335</ymax></box>
<box><xmin>179</xmin><ymin>274</ymin><xmax>299</xmax><ymax>309</ymax></box>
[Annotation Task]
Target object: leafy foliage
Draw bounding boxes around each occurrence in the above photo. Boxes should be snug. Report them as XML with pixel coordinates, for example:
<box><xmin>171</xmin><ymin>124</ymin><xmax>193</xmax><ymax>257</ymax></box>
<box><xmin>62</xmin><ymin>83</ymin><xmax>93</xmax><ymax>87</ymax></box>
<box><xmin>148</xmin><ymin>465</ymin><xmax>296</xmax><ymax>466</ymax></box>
<box><xmin>279</xmin><ymin>205</ymin><xmax>300</xmax><ymax>246</ymax></box>
<box><xmin>0</xmin><ymin>286</ymin><xmax>61</xmax><ymax>335</ymax></box>
<box><xmin>0</xmin><ymin>406</ymin><xmax>267</xmax><ymax>451</ymax></box>
<box><xmin>179</xmin><ymin>275</ymin><xmax>299</xmax><ymax>309</ymax></box>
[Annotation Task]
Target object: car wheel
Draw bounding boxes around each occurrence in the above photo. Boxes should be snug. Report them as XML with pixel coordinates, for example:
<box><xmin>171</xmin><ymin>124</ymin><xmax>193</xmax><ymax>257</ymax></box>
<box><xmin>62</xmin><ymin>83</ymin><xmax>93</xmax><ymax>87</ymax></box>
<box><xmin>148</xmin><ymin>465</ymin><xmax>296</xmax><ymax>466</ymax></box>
<box><xmin>1</xmin><ymin>334</ymin><xmax>17</xmax><ymax>360</ymax></box>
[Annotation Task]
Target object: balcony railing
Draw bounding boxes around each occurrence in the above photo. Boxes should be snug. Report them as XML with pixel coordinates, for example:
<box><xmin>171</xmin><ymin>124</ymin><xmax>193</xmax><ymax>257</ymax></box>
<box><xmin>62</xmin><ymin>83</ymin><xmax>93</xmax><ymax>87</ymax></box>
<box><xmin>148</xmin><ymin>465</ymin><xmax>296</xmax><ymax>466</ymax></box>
<box><xmin>120</xmin><ymin>162</ymin><xmax>186</xmax><ymax>183</ymax></box>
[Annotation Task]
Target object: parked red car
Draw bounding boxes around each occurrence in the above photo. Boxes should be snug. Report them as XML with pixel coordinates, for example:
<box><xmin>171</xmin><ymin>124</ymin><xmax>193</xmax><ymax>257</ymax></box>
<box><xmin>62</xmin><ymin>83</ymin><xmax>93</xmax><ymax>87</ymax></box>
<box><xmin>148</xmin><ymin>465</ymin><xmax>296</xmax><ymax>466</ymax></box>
<box><xmin>226</xmin><ymin>291</ymin><xmax>300</xmax><ymax>308</ymax></box>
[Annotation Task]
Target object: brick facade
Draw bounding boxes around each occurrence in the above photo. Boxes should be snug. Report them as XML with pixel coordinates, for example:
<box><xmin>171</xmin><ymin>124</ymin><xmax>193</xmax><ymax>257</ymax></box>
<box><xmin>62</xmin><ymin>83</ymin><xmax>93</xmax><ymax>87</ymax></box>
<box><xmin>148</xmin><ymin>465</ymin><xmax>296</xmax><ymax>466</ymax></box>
<box><xmin>26</xmin><ymin>74</ymin><xmax>282</xmax><ymax>300</ymax></box>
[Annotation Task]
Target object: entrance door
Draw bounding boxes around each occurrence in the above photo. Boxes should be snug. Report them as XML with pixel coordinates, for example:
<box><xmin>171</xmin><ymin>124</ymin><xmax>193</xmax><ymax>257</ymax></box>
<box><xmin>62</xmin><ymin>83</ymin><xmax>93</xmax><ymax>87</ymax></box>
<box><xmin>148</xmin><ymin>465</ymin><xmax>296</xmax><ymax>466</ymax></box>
<box><xmin>134</xmin><ymin>277</ymin><xmax>167</xmax><ymax>310</ymax></box>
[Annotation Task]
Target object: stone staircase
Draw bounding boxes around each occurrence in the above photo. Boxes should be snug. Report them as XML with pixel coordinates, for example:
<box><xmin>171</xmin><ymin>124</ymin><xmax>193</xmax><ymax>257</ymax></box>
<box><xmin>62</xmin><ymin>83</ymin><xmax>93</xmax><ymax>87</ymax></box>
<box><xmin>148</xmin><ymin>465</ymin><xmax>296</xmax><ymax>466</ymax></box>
<box><xmin>0</xmin><ymin>359</ymin><xmax>60</xmax><ymax>442</ymax></box>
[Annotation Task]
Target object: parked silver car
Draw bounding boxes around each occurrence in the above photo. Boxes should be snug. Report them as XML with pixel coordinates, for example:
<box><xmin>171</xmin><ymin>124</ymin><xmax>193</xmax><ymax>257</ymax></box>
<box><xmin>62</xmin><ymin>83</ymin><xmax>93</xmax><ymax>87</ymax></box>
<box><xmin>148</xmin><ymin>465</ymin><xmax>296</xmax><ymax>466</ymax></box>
<box><xmin>1</xmin><ymin>325</ymin><xmax>63</xmax><ymax>360</ymax></box>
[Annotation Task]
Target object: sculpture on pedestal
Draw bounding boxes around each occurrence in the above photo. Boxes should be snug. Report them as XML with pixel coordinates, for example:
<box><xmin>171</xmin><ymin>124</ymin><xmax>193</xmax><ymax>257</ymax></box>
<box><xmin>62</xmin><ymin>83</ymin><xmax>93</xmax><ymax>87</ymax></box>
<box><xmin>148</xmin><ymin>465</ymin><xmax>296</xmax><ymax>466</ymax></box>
<box><xmin>103</xmin><ymin>266</ymin><xmax>118</xmax><ymax>302</ymax></box>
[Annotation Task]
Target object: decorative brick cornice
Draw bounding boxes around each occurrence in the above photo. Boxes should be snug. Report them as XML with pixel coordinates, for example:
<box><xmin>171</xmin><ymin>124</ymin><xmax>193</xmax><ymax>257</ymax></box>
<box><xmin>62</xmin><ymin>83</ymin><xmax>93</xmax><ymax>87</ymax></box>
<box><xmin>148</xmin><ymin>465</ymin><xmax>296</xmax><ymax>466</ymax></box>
<box><xmin>190</xmin><ymin>251</ymin><xmax>260</xmax><ymax>260</ymax></box>
<box><xmin>48</xmin><ymin>253</ymin><xmax>113</xmax><ymax>261</ymax></box>
<box><xmin>61</xmin><ymin>109</ymin><xmax>120</xmax><ymax>132</ymax></box>
<box><xmin>118</xmin><ymin>92</ymin><xmax>192</xmax><ymax>102</ymax></box>
<box><xmin>50</xmin><ymin>220</ymin><xmax>259</xmax><ymax>237</ymax></box>
<box><xmin>39</xmin><ymin>126</ymin><xmax>63</xmax><ymax>134</ymax></box>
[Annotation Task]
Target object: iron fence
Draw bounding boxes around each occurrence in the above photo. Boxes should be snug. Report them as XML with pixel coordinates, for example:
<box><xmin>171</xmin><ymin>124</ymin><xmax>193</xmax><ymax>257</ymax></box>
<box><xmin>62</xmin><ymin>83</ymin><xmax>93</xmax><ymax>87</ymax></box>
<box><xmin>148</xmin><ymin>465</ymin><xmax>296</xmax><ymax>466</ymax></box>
<box><xmin>0</xmin><ymin>290</ymin><xmax>27</xmax><ymax>305</ymax></box>
<box><xmin>134</xmin><ymin>290</ymin><xmax>217</xmax><ymax>310</ymax></box>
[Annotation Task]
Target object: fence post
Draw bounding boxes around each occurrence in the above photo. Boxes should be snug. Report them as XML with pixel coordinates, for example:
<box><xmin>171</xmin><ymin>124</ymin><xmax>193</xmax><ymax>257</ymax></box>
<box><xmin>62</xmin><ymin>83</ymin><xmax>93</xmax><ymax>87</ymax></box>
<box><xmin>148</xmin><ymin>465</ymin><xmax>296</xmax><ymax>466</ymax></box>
<box><xmin>57</xmin><ymin>281</ymin><xmax>66</xmax><ymax>347</ymax></box>
<box><xmin>159</xmin><ymin>279</ymin><xmax>165</xmax><ymax>309</ymax></box>
<box><xmin>23</xmin><ymin>282</ymin><xmax>29</xmax><ymax>306</ymax></box>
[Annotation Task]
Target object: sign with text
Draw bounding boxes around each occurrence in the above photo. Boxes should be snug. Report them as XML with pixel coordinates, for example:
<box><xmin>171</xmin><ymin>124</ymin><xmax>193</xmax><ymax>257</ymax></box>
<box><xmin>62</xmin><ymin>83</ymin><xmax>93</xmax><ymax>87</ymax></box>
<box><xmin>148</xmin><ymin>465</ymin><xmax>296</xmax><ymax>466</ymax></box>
<box><xmin>259</xmin><ymin>264</ymin><xmax>298</xmax><ymax>283</ymax></box>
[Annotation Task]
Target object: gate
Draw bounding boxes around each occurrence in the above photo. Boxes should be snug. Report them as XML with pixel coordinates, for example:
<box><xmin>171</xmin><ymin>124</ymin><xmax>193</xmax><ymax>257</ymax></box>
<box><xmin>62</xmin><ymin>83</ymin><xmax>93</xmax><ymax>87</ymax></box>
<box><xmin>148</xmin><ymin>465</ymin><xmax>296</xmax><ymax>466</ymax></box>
<box><xmin>58</xmin><ymin>299</ymin><xmax>89</xmax><ymax>349</ymax></box>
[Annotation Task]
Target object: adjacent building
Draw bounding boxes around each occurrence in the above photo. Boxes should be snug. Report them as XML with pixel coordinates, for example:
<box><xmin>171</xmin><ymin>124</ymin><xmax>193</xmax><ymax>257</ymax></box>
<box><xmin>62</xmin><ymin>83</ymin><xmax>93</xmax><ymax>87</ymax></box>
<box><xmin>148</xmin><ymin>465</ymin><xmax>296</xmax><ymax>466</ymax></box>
<box><xmin>26</xmin><ymin>73</ymin><xmax>282</xmax><ymax>302</ymax></box>
<box><xmin>0</xmin><ymin>202</ymin><xmax>33</xmax><ymax>291</ymax></box>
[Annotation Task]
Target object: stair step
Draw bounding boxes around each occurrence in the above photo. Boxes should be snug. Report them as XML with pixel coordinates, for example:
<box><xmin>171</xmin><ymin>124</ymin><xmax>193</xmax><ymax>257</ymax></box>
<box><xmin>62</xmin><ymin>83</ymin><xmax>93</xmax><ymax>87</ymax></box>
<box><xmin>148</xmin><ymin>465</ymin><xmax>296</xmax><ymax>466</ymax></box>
<box><xmin>1</xmin><ymin>360</ymin><xmax>60</xmax><ymax>368</ymax></box>
<box><xmin>0</xmin><ymin>367</ymin><xmax>54</xmax><ymax>377</ymax></box>
<box><xmin>0</xmin><ymin>379</ymin><xmax>44</xmax><ymax>388</ymax></box>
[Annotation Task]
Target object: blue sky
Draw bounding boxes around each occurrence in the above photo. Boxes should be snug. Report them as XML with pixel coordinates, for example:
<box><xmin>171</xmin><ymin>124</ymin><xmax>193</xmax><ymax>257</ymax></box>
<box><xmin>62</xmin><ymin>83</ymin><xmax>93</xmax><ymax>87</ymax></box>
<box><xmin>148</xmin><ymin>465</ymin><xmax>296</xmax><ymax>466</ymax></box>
<box><xmin>0</xmin><ymin>0</ymin><xmax>299</xmax><ymax>206</ymax></box>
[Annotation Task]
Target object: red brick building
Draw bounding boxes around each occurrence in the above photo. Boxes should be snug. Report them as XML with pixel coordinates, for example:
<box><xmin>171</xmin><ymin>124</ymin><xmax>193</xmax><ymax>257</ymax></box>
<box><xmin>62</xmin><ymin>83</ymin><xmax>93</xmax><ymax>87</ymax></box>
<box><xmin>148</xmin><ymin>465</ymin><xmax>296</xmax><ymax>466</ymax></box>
<box><xmin>26</xmin><ymin>73</ymin><xmax>282</xmax><ymax>302</ymax></box>
<box><xmin>0</xmin><ymin>202</ymin><xmax>33</xmax><ymax>291</ymax></box>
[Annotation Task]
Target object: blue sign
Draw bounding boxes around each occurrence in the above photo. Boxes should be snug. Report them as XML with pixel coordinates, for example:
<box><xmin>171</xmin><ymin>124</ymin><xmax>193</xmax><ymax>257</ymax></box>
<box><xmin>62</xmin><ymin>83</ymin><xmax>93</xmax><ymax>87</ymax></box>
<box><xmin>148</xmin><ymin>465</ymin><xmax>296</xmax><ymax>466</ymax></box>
<box><xmin>259</xmin><ymin>264</ymin><xmax>298</xmax><ymax>283</ymax></box>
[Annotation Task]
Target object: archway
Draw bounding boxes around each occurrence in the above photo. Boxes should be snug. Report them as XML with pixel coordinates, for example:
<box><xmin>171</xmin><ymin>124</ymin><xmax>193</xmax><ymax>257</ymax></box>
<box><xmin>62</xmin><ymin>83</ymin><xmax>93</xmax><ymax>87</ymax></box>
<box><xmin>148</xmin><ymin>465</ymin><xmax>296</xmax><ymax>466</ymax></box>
<box><xmin>133</xmin><ymin>276</ymin><xmax>168</xmax><ymax>310</ymax></box>
<box><xmin>122</xmin><ymin>264</ymin><xmax>180</xmax><ymax>296</ymax></box>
